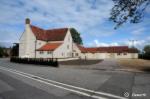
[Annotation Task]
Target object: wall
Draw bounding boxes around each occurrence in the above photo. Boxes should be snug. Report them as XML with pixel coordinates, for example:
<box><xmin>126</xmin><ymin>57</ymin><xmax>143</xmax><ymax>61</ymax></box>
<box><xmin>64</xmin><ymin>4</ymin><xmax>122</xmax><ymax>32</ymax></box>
<box><xmin>114</xmin><ymin>53</ymin><xmax>138</xmax><ymax>59</ymax></box>
<box><xmin>82</xmin><ymin>52</ymin><xmax>138</xmax><ymax>59</ymax></box>
<box><xmin>19</xmin><ymin>24</ymin><xmax>36</xmax><ymax>58</ymax></box>
<box><xmin>35</xmin><ymin>29</ymin><xmax>73</xmax><ymax>58</ymax></box>
<box><xmin>36</xmin><ymin>51</ymin><xmax>53</xmax><ymax>58</ymax></box>
<box><xmin>36</xmin><ymin>40</ymin><xmax>47</xmax><ymax>49</ymax></box>
<box><xmin>84</xmin><ymin>53</ymin><xmax>107</xmax><ymax>59</ymax></box>
<box><xmin>54</xmin><ymin>29</ymin><xmax>73</xmax><ymax>58</ymax></box>
<box><xmin>72</xmin><ymin>43</ymin><xmax>82</xmax><ymax>58</ymax></box>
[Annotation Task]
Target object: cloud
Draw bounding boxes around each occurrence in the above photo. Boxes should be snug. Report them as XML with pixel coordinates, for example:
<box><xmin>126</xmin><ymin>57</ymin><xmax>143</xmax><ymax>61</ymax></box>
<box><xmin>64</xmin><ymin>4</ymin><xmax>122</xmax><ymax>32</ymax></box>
<box><xmin>87</xmin><ymin>39</ymin><xmax>119</xmax><ymax>47</ymax></box>
<box><xmin>0</xmin><ymin>0</ymin><xmax>114</xmax><ymax>43</ymax></box>
<box><xmin>87</xmin><ymin>38</ymin><xmax>150</xmax><ymax>51</ymax></box>
<box><xmin>0</xmin><ymin>0</ymin><xmax>149</xmax><ymax>50</ymax></box>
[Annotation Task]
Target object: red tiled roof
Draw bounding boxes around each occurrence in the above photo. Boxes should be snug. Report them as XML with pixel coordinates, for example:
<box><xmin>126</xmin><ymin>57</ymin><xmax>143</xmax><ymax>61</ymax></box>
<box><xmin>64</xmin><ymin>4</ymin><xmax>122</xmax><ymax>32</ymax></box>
<box><xmin>78</xmin><ymin>46</ymin><xmax>138</xmax><ymax>53</ymax></box>
<box><xmin>128</xmin><ymin>48</ymin><xmax>139</xmax><ymax>53</ymax></box>
<box><xmin>85</xmin><ymin>48</ymin><xmax>99</xmax><ymax>53</ymax></box>
<box><xmin>30</xmin><ymin>25</ymin><xmax>68</xmax><ymax>41</ymax></box>
<box><xmin>98</xmin><ymin>46</ymin><xmax>129</xmax><ymax>53</ymax></box>
<box><xmin>36</xmin><ymin>43</ymin><xmax>62</xmax><ymax>51</ymax></box>
<box><xmin>77</xmin><ymin>45</ymin><xmax>87</xmax><ymax>53</ymax></box>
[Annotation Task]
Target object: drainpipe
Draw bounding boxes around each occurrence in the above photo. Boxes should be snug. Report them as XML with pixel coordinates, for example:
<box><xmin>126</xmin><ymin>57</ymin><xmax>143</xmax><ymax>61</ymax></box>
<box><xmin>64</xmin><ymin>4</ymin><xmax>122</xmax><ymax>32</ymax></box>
<box><xmin>35</xmin><ymin>40</ymin><xmax>37</xmax><ymax>58</ymax></box>
<box><xmin>52</xmin><ymin>52</ymin><xmax>54</xmax><ymax>60</ymax></box>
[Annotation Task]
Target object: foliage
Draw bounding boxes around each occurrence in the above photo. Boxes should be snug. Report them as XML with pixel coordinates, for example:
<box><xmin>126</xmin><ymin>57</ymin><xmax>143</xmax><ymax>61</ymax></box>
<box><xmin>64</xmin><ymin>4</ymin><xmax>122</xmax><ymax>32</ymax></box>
<box><xmin>144</xmin><ymin>45</ymin><xmax>150</xmax><ymax>54</ymax></box>
<box><xmin>11</xmin><ymin>43</ymin><xmax>19</xmax><ymax>57</ymax></box>
<box><xmin>139</xmin><ymin>45</ymin><xmax>150</xmax><ymax>60</ymax></box>
<box><xmin>70</xmin><ymin>28</ymin><xmax>83</xmax><ymax>45</ymax></box>
<box><xmin>0</xmin><ymin>46</ymin><xmax>9</xmax><ymax>57</ymax></box>
<box><xmin>0</xmin><ymin>47</ymin><xmax>4</xmax><ymax>57</ymax></box>
<box><xmin>110</xmin><ymin>0</ymin><xmax>150</xmax><ymax>29</ymax></box>
<box><xmin>10</xmin><ymin>57</ymin><xmax>58</xmax><ymax>67</ymax></box>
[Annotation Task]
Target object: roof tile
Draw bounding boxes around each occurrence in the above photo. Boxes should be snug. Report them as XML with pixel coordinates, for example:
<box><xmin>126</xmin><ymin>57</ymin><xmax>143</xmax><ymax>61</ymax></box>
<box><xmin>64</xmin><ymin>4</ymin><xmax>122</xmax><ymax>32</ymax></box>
<box><xmin>30</xmin><ymin>25</ymin><xmax>68</xmax><ymax>41</ymax></box>
<box><xmin>37</xmin><ymin>43</ymin><xmax>62</xmax><ymax>51</ymax></box>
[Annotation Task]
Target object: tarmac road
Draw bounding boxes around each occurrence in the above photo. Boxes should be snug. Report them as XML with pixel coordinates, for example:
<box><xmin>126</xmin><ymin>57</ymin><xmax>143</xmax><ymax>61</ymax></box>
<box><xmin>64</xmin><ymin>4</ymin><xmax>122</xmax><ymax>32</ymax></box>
<box><xmin>0</xmin><ymin>58</ymin><xmax>150</xmax><ymax>99</ymax></box>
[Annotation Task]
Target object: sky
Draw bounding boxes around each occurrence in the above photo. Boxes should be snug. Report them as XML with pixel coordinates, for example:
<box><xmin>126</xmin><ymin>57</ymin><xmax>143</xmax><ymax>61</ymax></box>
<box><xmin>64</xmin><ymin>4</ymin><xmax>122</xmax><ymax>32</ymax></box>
<box><xmin>0</xmin><ymin>0</ymin><xmax>150</xmax><ymax>50</ymax></box>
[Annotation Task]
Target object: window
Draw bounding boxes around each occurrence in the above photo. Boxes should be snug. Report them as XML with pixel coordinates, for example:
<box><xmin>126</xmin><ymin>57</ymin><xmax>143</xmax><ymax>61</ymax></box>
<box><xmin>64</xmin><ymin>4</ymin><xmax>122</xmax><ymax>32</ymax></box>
<box><xmin>75</xmin><ymin>53</ymin><xmax>78</xmax><ymax>56</ymax></box>
<box><xmin>39</xmin><ymin>51</ymin><xmax>43</xmax><ymax>54</ymax></box>
<box><xmin>117</xmin><ymin>53</ymin><xmax>121</xmax><ymax>55</ymax></box>
<box><xmin>124</xmin><ymin>52</ymin><xmax>127</xmax><ymax>55</ymax></box>
<box><xmin>47</xmin><ymin>51</ymin><xmax>52</xmax><ymax>54</ymax></box>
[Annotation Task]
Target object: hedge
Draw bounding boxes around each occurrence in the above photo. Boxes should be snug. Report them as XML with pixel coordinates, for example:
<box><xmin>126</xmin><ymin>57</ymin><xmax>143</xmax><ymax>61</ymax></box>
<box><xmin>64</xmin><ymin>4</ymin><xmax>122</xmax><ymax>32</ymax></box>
<box><xmin>139</xmin><ymin>54</ymin><xmax>150</xmax><ymax>60</ymax></box>
<box><xmin>10</xmin><ymin>57</ymin><xmax>58</xmax><ymax>67</ymax></box>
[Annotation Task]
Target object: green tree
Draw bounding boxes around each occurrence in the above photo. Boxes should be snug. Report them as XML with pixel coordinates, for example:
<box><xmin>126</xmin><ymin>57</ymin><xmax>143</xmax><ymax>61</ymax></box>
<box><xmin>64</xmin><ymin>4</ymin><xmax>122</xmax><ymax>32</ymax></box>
<box><xmin>11</xmin><ymin>43</ymin><xmax>19</xmax><ymax>57</ymax></box>
<box><xmin>144</xmin><ymin>45</ymin><xmax>150</xmax><ymax>54</ymax></box>
<box><xmin>0</xmin><ymin>47</ymin><xmax>4</xmax><ymax>57</ymax></box>
<box><xmin>110</xmin><ymin>0</ymin><xmax>150</xmax><ymax>29</ymax></box>
<box><xmin>70</xmin><ymin>28</ymin><xmax>83</xmax><ymax>45</ymax></box>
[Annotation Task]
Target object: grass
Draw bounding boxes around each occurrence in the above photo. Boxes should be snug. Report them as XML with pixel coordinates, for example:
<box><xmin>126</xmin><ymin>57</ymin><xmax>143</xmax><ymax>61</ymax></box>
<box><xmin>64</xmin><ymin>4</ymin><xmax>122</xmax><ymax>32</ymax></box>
<box><xmin>117</xmin><ymin>59</ymin><xmax>150</xmax><ymax>72</ymax></box>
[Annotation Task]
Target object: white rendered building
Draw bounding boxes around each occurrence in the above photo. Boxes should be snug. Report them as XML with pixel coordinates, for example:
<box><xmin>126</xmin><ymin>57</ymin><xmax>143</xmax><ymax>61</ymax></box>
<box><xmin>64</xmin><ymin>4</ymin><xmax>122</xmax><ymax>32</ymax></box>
<box><xmin>19</xmin><ymin>18</ymin><xmax>138</xmax><ymax>60</ymax></box>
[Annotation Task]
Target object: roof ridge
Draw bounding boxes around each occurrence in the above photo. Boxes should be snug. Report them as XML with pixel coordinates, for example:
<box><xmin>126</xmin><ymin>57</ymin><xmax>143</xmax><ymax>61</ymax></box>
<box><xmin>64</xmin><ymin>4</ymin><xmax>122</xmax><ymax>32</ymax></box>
<box><xmin>30</xmin><ymin>25</ymin><xmax>68</xmax><ymax>31</ymax></box>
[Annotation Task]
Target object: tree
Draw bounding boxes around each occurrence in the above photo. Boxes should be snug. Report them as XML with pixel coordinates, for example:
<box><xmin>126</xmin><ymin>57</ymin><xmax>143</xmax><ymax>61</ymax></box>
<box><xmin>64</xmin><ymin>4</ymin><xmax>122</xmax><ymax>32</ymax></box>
<box><xmin>110</xmin><ymin>0</ymin><xmax>150</xmax><ymax>29</ymax></box>
<box><xmin>0</xmin><ymin>47</ymin><xmax>4</xmax><ymax>57</ymax></box>
<box><xmin>144</xmin><ymin>45</ymin><xmax>150</xmax><ymax>54</ymax></box>
<box><xmin>11</xmin><ymin>43</ymin><xmax>19</xmax><ymax>57</ymax></box>
<box><xmin>70</xmin><ymin>28</ymin><xmax>83</xmax><ymax>45</ymax></box>
<box><xmin>140</xmin><ymin>45</ymin><xmax>150</xmax><ymax>59</ymax></box>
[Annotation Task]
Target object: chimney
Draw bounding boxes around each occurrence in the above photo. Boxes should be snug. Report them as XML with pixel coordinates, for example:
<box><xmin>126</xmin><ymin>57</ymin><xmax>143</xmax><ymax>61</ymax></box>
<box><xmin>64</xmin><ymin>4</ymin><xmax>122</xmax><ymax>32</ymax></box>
<box><xmin>25</xmin><ymin>18</ymin><xmax>30</xmax><ymax>24</ymax></box>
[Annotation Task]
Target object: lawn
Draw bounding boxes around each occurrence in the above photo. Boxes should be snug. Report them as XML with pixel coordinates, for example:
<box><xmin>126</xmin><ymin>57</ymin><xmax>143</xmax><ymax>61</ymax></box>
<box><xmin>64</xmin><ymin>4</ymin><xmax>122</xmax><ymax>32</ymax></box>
<box><xmin>117</xmin><ymin>59</ymin><xmax>150</xmax><ymax>72</ymax></box>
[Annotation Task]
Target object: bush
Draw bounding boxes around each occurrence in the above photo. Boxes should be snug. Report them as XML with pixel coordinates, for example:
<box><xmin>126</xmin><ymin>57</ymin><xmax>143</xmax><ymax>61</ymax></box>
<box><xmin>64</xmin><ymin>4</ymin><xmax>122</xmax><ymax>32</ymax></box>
<box><xmin>10</xmin><ymin>57</ymin><xmax>58</xmax><ymax>67</ymax></box>
<box><xmin>139</xmin><ymin>54</ymin><xmax>150</xmax><ymax>60</ymax></box>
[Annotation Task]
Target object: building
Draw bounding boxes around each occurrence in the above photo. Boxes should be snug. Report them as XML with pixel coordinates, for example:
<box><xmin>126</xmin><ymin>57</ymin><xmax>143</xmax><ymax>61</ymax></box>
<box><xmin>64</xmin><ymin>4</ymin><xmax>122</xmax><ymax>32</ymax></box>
<box><xmin>73</xmin><ymin>45</ymin><xmax>139</xmax><ymax>59</ymax></box>
<box><xmin>19</xmin><ymin>18</ymin><xmax>73</xmax><ymax>59</ymax></box>
<box><xmin>19</xmin><ymin>18</ymin><xmax>138</xmax><ymax>60</ymax></box>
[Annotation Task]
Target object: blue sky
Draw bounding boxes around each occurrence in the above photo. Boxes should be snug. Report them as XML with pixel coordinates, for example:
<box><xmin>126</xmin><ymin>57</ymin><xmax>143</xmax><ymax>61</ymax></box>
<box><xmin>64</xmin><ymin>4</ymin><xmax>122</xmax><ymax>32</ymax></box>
<box><xmin>0</xmin><ymin>0</ymin><xmax>150</xmax><ymax>50</ymax></box>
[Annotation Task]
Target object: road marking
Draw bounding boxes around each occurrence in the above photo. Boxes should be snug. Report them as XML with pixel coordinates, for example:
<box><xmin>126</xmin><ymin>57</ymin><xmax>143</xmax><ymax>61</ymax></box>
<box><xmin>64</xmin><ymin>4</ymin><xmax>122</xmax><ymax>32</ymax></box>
<box><xmin>0</xmin><ymin>66</ymin><xmax>127</xmax><ymax>99</ymax></box>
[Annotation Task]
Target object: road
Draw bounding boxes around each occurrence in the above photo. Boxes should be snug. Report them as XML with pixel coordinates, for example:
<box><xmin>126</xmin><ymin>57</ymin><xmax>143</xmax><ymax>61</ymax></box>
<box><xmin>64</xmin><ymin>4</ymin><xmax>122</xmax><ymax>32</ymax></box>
<box><xmin>0</xmin><ymin>58</ymin><xmax>150</xmax><ymax>99</ymax></box>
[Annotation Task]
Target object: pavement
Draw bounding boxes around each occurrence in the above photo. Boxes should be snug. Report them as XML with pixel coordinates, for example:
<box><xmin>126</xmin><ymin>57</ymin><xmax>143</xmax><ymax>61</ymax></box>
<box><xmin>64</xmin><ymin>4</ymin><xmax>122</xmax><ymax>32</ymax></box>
<box><xmin>60</xmin><ymin>59</ymin><xmax>123</xmax><ymax>71</ymax></box>
<box><xmin>0</xmin><ymin>58</ymin><xmax>150</xmax><ymax>99</ymax></box>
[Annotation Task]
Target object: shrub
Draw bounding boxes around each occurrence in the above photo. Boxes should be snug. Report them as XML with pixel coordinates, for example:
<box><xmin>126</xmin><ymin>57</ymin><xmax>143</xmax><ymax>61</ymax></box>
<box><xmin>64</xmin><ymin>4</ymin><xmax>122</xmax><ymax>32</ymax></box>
<box><xmin>139</xmin><ymin>54</ymin><xmax>150</xmax><ymax>60</ymax></box>
<box><xmin>10</xmin><ymin>57</ymin><xmax>58</xmax><ymax>67</ymax></box>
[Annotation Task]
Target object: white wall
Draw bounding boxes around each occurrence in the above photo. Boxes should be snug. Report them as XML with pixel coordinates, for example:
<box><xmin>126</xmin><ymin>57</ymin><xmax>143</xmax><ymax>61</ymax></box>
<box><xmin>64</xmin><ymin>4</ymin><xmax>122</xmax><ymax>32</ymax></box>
<box><xmin>84</xmin><ymin>53</ymin><xmax>107</xmax><ymax>59</ymax></box>
<box><xmin>83</xmin><ymin>52</ymin><xmax>138</xmax><ymax>59</ymax></box>
<box><xmin>36</xmin><ymin>40</ymin><xmax>47</xmax><ymax>49</ymax></box>
<box><xmin>36</xmin><ymin>51</ymin><xmax>53</xmax><ymax>58</ymax></box>
<box><xmin>35</xmin><ymin>29</ymin><xmax>73</xmax><ymax>58</ymax></box>
<box><xmin>72</xmin><ymin>43</ymin><xmax>81</xmax><ymax>58</ymax></box>
<box><xmin>114</xmin><ymin>53</ymin><xmax>138</xmax><ymax>59</ymax></box>
<box><xmin>19</xmin><ymin>24</ymin><xmax>36</xmax><ymax>58</ymax></box>
<box><xmin>54</xmin><ymin>29</ymin><xmax>73</xmax><ymax>58</ymax></box>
